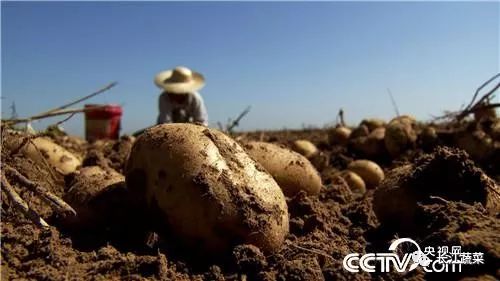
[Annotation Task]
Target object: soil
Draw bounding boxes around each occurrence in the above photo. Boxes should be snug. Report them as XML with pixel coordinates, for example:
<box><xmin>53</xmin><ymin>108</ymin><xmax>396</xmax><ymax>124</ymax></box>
<box><xmin>1</xmin><ymin>122</ymin><xmax>499</xmax><ymax>280</ymax></box>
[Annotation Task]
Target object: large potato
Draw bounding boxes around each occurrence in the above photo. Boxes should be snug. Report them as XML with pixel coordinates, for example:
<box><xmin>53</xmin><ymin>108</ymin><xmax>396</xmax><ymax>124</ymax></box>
<box><xmin>291</xmin><ymin>140</ymin><xmax>318</xmax><ymax>159</ymax></box>
<box><xmin>347</xmin><ymin>160</ymin><xmax>384</xmax><ymax>188</ymax></box>
<box><xmin>244</xmin><ymin>141</ymin><xmax>322</xmax><ymax>197</ymax></box>
<box><xmin>4</xmin><ymin>136</ymin><xmax>81</xmax><ymax>175</ymax></box>
<box><xmin>125</xmin><ymin>124</ymin><xmax>289</xmax><ymax>254</ymax></box>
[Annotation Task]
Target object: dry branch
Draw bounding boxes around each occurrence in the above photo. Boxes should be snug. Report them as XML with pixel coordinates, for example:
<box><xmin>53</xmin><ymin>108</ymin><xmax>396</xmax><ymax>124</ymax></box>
<box><xmin>2</xmin><ymin>82</ymin><xmax>117</xmax><ymax>126</ymax></box>
<box><xmin>1</xmin><ymin>172</ymin><xmax>50</xmax><ymax>228</ymax></box>
<box><xmin>36</xmin><ymin>82</ymin><xmax>117</xmax><ymax>117</ymax></box>
<box><xmin>4</xmin><ymin>165</ymin><xmax>76</xmax><ymax>216</ymax></box>
<box><xmin>435</xmin><ymin>73</ymin><xmax>500</xmax><ymax>121</ymax></box>
<box><xmin>5</xmin><ymin>106</ymin><xmax>108</xmax><ymax>125</ymax></box>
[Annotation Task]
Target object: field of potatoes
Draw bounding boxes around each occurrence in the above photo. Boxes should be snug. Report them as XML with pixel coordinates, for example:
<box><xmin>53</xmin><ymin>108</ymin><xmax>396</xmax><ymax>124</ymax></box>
<box><xmin>1</xmin><ymin>115</ymin><xmax>499</xmax><ymax>281</ymax></box>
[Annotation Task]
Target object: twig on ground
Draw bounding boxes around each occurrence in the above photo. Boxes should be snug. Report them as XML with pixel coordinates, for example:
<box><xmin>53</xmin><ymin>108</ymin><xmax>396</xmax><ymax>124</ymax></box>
<box><xmin>1</xmin><ymin>172</ymin><xmax>50</xmax><ymax>228</ymax></box>
<box><xmin>429</xmin><ymin>196</ymin><xmax>451</xmax><ymax>204</ymax></box>
<box><xmin>287</xmin><ymin>241</ymin><xmax>333</xmax><ymax>260</ymax></box>
<box><xmin>4</xmin><ymin>165</ymin><xmax>76</xmax><ymax>216</ymax></box>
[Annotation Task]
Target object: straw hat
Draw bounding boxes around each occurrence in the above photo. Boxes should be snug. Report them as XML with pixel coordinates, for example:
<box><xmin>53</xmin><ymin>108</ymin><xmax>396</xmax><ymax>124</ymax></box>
<box><xmin>154</xmin><ymin>66</ymin><xmax>205</xmax><ymax>94</ymax></box>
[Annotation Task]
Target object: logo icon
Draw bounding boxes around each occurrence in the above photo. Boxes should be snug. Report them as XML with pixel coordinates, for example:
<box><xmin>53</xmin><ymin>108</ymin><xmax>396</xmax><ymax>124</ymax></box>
<box><xmin>343</xmin><ymin>238</ymin><xmax>483</xmax><ymax>273</ymax></box>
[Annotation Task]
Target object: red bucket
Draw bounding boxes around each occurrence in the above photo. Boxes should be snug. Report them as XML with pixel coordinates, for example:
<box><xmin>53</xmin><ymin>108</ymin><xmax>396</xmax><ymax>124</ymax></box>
<box><xmin>84</xmin><ymin>104</ymin><xmax>122</xmax><ymax>141</ymax></box>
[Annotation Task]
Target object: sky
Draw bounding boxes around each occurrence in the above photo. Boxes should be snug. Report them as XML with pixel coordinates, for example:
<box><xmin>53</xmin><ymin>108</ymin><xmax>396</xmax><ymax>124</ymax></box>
<box><xmin>2</xmin><ymin>1</ymin><xmax>499</xmax><ymax>137</ymax></box>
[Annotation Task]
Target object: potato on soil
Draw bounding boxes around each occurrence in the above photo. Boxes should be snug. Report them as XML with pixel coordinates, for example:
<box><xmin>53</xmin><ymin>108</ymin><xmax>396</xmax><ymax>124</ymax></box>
<box><xmin>335</xmin><ymin>170</ymin><xmax>366</xmax><ymax>196</ymax></box>
<box><xmin>328</xmin><ymin>126</ymin><xmax>351</xmax><ymax>146</ymax></box>
<box><xmin>125</xmin><ymin>124</ymin><xmax>289</xmax><ymax>254</ymax></box>
<box><xmin>360</xmin><ymin>118</ymin><xmax>386</xmax><ymax>132</ymax></box>
<box><xmin>63</xmin><ymin>166</ymin><xmax>126</xmax><ymax>229</ymax></box>
<box><xmin>350</xmin><ymin>125</ymin><xmax>369</xmax><ymax>139</ymax></box>
<box><xmin>347</xmin><ymin>160</ymin><xmax>384</xmax><ymax>189</ymax></box>
<box><xmin>291</xmin><ymin>139</ymin><xmax>318</xmax><ymax>159</ymax></box>
<box><xmin>3</xmin><ymin>135</ymin><xmax>81</xmax><ymax>175</ymax></box>
<box><xmin>350</xmin><ymin>127</ymin><xmax>386</xmax><ymax>158</ymax></box>
<box><xmin>244</xmin><ymin>141</ymin><xmax>322</xmax><ymax>197</ymax></box>
<box><xmin>419</xmin><ymin>126</ymin><xmax>438</xmax><ymax>151</ymax></box>
<box><xmin>455</xmin><ymin>130</ymin><xmax>494</xmax><ymax>161</ymax></box>
<box><xmin>384</xmin><ymin>117</ymin><xmax>417</xmax><ymax>157</ymax></box>
<box><xmin>309</xmin><ymin>151</ymin><xmax>330</xmax><ymax>172</ymax></box>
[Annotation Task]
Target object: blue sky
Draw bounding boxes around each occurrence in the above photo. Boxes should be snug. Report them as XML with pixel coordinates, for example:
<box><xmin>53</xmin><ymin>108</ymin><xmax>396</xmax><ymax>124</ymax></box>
<box><xmin>2</xmin><ymin>1</ymin><xmax>499</xmax><ymax>136</ymax></box>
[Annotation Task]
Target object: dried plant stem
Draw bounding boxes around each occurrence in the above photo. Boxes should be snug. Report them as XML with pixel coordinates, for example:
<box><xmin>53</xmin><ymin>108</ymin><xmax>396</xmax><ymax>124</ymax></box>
<box><xmin>1</xmin><ymin>172</ymin><xmax>50</xmax><ymax>228</ymax></box>
<box><xmin>288</xmin><ymin>243</ymin><xmax>333</xmax><ymax>260</ymax></box>
<box><xmin>4</xmin><ymin>165</ymin><xmax>76</xmax><ymax>216</ymax></box>
<box><xmin>36</xmin><ymin>82</ymin><xmax>117</xmax><ymax>116</ymax></box>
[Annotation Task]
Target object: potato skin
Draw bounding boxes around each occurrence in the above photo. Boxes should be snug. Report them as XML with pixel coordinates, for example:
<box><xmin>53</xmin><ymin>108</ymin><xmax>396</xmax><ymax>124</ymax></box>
<box><xmin>244</xmin><ymin>141</ymin><xmax>322</xmax><ymax>197</ymax></box>
<box><xmin>63</xmin><ymin>166</ymin><xmax>126</xmax><ymax>229</ymax></box>
<box><xmin>384</xmin><ymin>117</ymin><xmax>417</xmax><ymax>157</ymax></box>
<box><xmin>291</xmin><ymin>140</ymin><xmax>318</xmax><ymax>159</ymax></box>
<box><xmin>336</xmin><ymin>170</ymin><xmax>366</xmax><ymax>196</ymax></box>
<box><xmin>351</xmin><ymin>127</ymin><xmax>386</xmax><ymax>158</ymax></box>
<box><xmin>125</xmin><ymin>124</ymin><xmax>289</xmax><ymax>254</ymax></box>
<box><xmin>328</xmin><ymin>126</ymin><xmax>351</xmax><ymax>146</ymax></box>
<box><xmin>15</xmin><ymin>137</ymin><xmax>81</xmax><ymax>175</ymax></box>
<box><xmin>360</xmin><ymin>118</ymin><xmax>386</xmax><ymax>132</ymax></box>
<box><xmin>347</xmin><ymin>160</ymin><xmax>385</xmax><ymax>189</ymax></box>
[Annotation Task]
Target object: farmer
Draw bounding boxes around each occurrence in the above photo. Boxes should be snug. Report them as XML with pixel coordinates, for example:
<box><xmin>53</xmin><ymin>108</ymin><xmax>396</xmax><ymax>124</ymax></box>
<box><xmin>154</xmin><ymin>66</ymin><xmax>208</xmax><ymax>126</ymax></box>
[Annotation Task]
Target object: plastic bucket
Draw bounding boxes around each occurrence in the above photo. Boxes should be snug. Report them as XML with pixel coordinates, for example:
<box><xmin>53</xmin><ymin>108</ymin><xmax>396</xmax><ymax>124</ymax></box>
<box><xmin>84</xmin><ymin>104</ymin><xmax>122</xmax><ymax>141</ymax></box>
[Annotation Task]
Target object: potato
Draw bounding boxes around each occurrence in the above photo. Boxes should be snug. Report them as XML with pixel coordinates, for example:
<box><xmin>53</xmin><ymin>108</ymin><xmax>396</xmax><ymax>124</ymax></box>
<box><xmin>244</xmin><ymin>141</ymin><xmax>322</xmax><ymax>197</ymax></box>
<box><xmin>420</xmin><ymin>126</ymin><xmax>438</xmax><ymax>150</ymax></box>
<box><xmin>63</xmin><ymin>166</ymin><xmax>126</xmax><ymax>228</ymax></box>
<box><xmin>125</xmin><ymin>124</ymin><xmax>289</xmax><ymax>254</ymax></box>
<box><xmin>336</xmin><ymin>170</ymin><xmax>366</xmax><ymax>196</ymax></box>
<box><xmin>291</xmin><ymin>140</ymin><xmax>318</xmax><ymax>159</ymax></box>
<box><xmin>347</xmin><ymin>160</ymin><xmax>384</xmax><ymax>188</ymax></box>
<box><xmin>384</xmin><ymin>117</ymin><xmax>417</xmax><ymax>157</ymax></box>
<box><xmin>360</xmin><ymin>118</ymin><xmax>386</xmax><ymax>132</ymax></box>
<box><xmin>350</xmin><ymin>125</ymin><xmax>369</xmax><ymax>139</ymax></box>
<box><xmin>392</xmin><ymin>115</ymin><xmax>416</xmax><ymax>125</ymax></box>
<box><xmin>309</xmin><ymin>151</ymin><xmax>330</xmax><ymax>172</ymax></box>
<box><xmin>491</xmin><ymin>120</ymin><xmax>500</xmax><ymax>141</ymax></box>
<box><xmin>5</xmin><ymin>136</ymin><xmax>81</xmax><ymax>175</ymax></box>
<box><xmin>328</xmin><ymin>126</ymin><xmax>351</xmax><ymax>146</ymax></box>
<box><xmin>351</xmin><ymin>127</ymin><xmax>386</xmax><ymax>158</ymax></box>
<box><xmin>455</xmin><ymin>130</ymin><xmax>494</xmax><ymax>161</ymax></box>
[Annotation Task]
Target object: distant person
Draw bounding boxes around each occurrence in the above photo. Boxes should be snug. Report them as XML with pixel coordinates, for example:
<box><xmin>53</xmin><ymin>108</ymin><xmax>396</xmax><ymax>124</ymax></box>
<box><xmin>154</xmin><ymin>66</ymin><xmax>208</xmax><ymax>126</ymax></box>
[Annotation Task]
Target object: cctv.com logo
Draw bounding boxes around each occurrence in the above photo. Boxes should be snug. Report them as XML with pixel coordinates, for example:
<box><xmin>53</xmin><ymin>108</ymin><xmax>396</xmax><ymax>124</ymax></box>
<box><xmin>343</xmin><ymin>238</ymin><xmax>484</xmax><ymax>273</ymax></box>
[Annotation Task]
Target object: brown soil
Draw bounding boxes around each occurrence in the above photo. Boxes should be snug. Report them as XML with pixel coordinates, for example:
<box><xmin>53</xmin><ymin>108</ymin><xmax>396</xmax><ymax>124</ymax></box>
<box><xmin>1</xmin><ymin>124</ymin><xmax>499</xmax><ymax>280</ymax></box>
